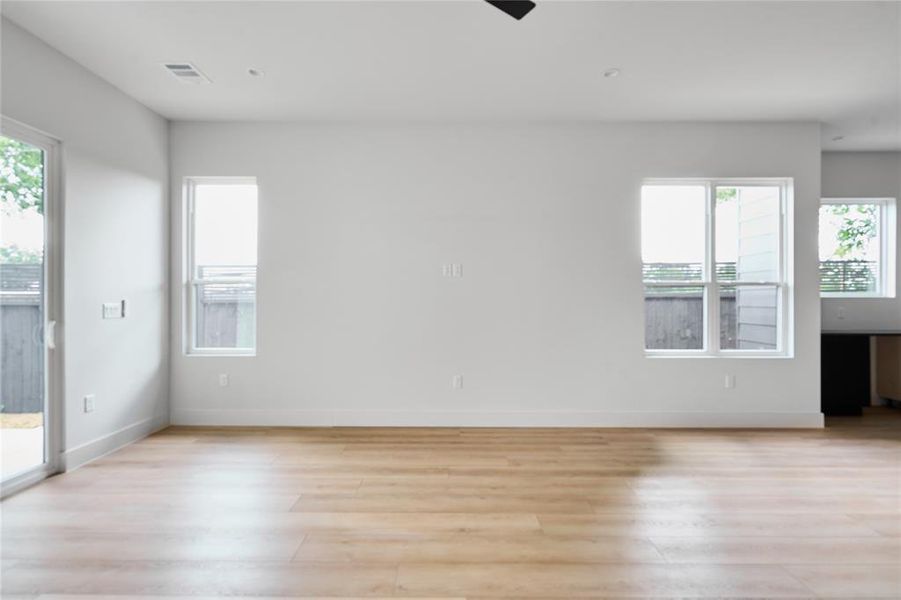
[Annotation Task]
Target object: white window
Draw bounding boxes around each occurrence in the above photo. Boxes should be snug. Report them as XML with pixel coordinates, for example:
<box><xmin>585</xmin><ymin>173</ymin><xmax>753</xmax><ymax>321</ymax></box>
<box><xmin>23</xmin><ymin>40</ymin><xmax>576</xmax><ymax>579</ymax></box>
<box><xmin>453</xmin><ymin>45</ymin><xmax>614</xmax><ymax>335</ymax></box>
<box><xmin>642</xmin><ymin>180</ymin><xmax>790</xmax><ymax>356</ymax></box>
<box><xmin>819</xmin><ymin>198</ymin><xmax>896</xmax><ymax>298</ymax></box>
<box><xmin>185</xmin><ymin>178</ymin><xmax>258</xmax><ymax>355</ymax></box>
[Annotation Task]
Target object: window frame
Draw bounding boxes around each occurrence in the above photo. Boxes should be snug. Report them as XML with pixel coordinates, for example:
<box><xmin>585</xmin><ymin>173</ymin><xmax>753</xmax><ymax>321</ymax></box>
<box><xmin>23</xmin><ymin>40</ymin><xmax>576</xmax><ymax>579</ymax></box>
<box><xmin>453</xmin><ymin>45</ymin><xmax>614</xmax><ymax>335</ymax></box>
<box><xmin>0</xmin><ymin>116</ymin><xmax>65</xmax><ymax>496</ymax></box>
<box><xmin>819</xmin><ymin>197</ymin><xmax>896</xmax><ymax>299</ymax></box>
<box><xmin>642</xmin><ymin>178</ymin><xmax>792</xmax><ymax>358</ymax></box>
<box><xmin>184</xmin><ymin>176</ymin><xmax>259</xmax><ymax>356</ymax></box>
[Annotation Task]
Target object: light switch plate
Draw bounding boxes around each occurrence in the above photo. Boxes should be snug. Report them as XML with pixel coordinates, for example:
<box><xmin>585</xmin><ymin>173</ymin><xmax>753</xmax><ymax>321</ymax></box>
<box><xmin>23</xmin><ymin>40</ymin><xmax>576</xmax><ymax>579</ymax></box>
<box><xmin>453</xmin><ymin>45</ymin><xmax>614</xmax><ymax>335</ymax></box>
<box><xmin>84</xmin><ymin>394</ymin><xmax>96</xmax><ymax>413</ymax></box>
<box><xmin>442</xmin><ymin>264</ymin><xmax>464</xmax><ymax>278</ymax></box>
<box><xmin>102</xmin><ymin>301</ymin><xmax>125</xmax><ymax>319</ymax></box>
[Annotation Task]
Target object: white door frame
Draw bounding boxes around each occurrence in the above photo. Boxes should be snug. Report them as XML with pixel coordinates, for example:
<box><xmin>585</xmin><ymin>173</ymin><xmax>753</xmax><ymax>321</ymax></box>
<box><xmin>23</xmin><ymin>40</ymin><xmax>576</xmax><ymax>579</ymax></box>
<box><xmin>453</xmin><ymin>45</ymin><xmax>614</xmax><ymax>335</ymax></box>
<box><xmin>1</xmin><ymin>116</ymin><xmax>65</xmax><ymax>498</ymax></box>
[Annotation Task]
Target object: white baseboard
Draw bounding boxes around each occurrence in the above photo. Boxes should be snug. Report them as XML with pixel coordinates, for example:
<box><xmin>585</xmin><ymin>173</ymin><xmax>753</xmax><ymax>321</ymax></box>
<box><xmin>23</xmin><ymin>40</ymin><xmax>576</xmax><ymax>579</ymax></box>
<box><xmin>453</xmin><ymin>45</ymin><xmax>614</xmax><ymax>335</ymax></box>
<box><xmin>61</xmin><ymin>413</ymin><xmax>170</xmax><ymax>471</ymax></box>
<box><xmin>172</xmin><ymin>408</ymin><xmax>824</xmax><ymax>429</ymax></box>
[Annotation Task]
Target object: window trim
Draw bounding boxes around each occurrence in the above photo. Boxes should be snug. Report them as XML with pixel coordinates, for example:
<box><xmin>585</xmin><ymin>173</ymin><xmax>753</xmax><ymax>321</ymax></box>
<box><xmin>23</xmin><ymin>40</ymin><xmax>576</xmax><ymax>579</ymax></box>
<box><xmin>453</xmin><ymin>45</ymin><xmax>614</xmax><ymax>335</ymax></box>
<box><xmin>819</xmin><ymin>197</ymin><xmax>896</xmax><ymax>299</ymax></box>
<box><xmin>642</xmin><ymin>178</ymin><xmax>792</xmax><ymax>358</ymax></box>
<box><xmin>184</xmin><ymin>176</ymin><xmax>258</xmax><ymax>356</ymax></box>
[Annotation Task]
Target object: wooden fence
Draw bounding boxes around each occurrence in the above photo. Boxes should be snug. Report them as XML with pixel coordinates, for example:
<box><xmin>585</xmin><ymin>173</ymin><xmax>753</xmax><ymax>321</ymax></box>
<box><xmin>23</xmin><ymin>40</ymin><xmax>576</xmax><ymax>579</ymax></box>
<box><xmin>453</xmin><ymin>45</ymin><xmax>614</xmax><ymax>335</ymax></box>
<box><xmin>195</xmin><ymin>266</ymin><xmax>256</xmax><ymax>349</ymax></box>
<box><xmin>644</xmin><ymin>293</ymin><xmax>738</xmax><ymax>350</ymax></box>
<box><xmin>0</xmin><ymin>260</ymin><xmax>880</xmax><ymax>412</ymax></box>
<box><xmin>1</xmin><ymin>264</ymin><xmax>43</xmax><ymax>413</ymax></box>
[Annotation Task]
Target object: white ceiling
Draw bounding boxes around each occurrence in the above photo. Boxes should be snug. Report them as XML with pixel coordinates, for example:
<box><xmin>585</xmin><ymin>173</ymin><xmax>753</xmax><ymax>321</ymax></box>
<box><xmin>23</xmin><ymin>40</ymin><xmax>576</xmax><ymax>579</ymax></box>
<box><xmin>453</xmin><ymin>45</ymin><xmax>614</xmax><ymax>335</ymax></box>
<box><xmin>3</xmin><ymin>1</ymin><xmax>899</xmax><ymax>150</ymax></box>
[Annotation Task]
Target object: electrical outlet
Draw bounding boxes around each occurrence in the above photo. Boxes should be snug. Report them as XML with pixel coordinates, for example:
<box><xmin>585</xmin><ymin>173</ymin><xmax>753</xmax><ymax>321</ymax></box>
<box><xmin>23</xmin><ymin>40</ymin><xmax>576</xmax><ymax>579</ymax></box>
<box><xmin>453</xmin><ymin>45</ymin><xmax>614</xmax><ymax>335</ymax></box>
<box><xmin>837</xmin><ymin>306</ymin><xmax>846</xmax><ymax>320</ymax></box>
<box><xmin>219</xmin><ymin>373</ymin><xmax>229</xmax><ymax>387</ymax></box>
<box><xmin>83</xmin><ymin>394</ymin><xmax>96</xmax><ymax>413</ymax></box>
<box><xmin>724</xmin><ymin>374</ymin><xmax>736</xmax><ymax>389</ymax></box>
<box><xmin>452</xmin><ymin>375</ymin><xmax>463</xmax><ymax>390</ymax></box>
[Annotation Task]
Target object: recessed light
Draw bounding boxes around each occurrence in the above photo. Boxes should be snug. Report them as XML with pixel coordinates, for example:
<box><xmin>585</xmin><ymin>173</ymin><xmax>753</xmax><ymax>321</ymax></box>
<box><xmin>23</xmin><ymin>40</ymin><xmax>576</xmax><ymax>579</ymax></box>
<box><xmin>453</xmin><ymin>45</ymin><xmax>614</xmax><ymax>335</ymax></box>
<box><xmin>603</xmin><ymin>68</ymin><xmax>621</xmax><ymax>78</ymax></box>
<box><xmin>832</xmin><ymin>135</ymin><xmax>845</xmax><ymax>142</ymax></box>
<box><xmin>248</xmin><ymin>68</ymin><xmax>265</xmax><ymax>77</ymax></box>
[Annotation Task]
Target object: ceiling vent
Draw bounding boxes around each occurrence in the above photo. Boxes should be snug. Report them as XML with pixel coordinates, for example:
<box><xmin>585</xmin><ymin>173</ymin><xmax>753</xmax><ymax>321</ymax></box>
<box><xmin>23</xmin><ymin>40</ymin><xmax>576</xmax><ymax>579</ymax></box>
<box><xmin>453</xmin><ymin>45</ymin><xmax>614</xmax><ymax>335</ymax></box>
<box><xmin>163</xmin><ymin>63</ymin><xmax>211</xmax><ymax>84</ymax></box>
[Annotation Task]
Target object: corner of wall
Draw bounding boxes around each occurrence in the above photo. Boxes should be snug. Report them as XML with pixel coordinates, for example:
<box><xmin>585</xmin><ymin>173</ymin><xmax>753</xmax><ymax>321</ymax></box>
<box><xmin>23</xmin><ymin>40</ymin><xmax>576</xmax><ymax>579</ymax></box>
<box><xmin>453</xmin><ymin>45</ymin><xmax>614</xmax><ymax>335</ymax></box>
<box><xmin>60</xmin><ymin>413</ymin><xmax>169</xmax><ymax>472</ymax></box>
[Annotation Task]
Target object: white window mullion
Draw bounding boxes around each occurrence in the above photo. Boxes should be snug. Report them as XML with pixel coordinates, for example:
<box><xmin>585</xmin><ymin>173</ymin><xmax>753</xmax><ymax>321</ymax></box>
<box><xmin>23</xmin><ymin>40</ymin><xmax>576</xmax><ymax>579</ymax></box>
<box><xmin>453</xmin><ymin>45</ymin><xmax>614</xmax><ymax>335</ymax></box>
<box><xmin>184</xmin><ymin>179</ymin><xmax>195</xmax><ymax>352</ymax></box>
<box><xmin>707</xmin><ymin>182</ymin><xmax>719</xmax><ymax>355</ymax></box>
<box><xmin>878</xmin><ymin>202</ymin><xmax>885</xmax><ymax>295</ymax></box>
<box><xmin>187</xmin><ymin>280</ymin><xmax>198</xmax><ymax>353</ymax></box>
<box><xmin>777</xmin><ymin>184</ymin><xmax>788</xmax><ymax>355</ymax></box>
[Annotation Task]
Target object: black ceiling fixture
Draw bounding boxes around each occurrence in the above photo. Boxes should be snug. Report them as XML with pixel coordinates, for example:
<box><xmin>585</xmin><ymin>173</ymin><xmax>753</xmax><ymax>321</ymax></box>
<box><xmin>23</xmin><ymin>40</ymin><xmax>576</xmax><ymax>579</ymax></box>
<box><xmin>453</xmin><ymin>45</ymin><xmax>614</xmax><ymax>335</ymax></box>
<box><xmin>485</xmin><ymin>0</ymin><xmax>536</xmax><ymax>20</ymax></box>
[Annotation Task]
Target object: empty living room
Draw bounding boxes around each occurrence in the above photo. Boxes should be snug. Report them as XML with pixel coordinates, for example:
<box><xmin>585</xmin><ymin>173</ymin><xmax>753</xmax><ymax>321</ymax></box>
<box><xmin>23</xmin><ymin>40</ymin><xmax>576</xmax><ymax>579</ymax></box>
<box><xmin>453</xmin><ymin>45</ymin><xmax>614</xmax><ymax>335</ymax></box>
<box><xmin>1</xmin><ymin>0</ymin><xmax>900</xmax><ymax>598</ymax></box>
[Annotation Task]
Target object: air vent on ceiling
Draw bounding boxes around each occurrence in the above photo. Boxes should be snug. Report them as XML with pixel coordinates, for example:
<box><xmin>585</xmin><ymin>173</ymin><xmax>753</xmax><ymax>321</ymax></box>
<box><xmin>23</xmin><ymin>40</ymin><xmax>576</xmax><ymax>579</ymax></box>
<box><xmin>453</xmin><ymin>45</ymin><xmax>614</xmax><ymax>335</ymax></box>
<box><xmin>163</xmin><ymin>63</ymin><xmax>211</xmax><ymax>84</ymax></box>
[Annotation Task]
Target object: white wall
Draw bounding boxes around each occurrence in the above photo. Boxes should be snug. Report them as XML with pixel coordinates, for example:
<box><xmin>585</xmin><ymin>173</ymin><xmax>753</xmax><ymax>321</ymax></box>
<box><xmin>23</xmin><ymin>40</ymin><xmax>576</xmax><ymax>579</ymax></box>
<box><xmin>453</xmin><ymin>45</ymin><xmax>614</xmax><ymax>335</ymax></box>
<box><xmin>821</xmin><ymin>151</ymin><xmax>901</xmax><ymax>332</ymax></box>
<box><xmin>170</xmin><ymin>122</ymin><xmax>823</xmax><ymax>427</ymax></box>
<box><xmin>1</xmin><ymin>19</ymin><xmax>169</xmax><ymax>467</ymax></box>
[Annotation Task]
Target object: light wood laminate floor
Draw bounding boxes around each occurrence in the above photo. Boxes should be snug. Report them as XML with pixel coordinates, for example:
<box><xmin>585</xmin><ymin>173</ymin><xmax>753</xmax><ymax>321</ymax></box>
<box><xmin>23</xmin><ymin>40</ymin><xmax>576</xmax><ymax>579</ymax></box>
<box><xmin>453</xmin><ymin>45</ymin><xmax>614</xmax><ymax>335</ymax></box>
<box><xmin>2</xmin><ymin>408</ymin><xmax>899</xmax><ymax>598</ymax></box>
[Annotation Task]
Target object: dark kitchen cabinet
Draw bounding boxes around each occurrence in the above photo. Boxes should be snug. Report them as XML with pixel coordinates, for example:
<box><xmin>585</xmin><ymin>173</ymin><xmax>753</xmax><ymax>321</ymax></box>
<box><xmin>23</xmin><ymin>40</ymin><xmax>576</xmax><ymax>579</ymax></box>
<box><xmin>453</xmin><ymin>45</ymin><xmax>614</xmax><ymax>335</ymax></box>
<box><xmin>821</xmin><ymin>333</ymin><xmax>870</xmax><ymax>416</ymax></box>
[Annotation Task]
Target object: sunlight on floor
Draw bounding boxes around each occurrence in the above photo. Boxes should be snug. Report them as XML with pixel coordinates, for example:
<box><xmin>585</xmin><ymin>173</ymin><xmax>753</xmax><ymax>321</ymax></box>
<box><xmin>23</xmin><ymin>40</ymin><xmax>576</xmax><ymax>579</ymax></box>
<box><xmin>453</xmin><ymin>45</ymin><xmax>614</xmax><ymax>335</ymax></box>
<box><xmin>1</xmin><ymin>413</ymin><xmax>44</xmax><ymax>479</ymax></box>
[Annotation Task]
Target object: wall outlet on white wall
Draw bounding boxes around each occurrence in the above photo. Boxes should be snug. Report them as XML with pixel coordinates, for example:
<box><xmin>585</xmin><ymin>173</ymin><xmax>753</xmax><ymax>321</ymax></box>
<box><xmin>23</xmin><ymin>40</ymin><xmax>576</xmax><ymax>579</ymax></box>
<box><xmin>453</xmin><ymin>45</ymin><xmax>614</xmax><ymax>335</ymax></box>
<box><xmin>724</xmin><ymin>374</ymin><xmax>736</xmax><ymax>389</ymax></box>
<box><xmin>837</xmin><ymin>306</ymin><xmax>846</xmax><ymax>320</ymax></box>
<box><xmin>452</xmin><ymin>375</ymin><xmax>463</xmax><ymax>389</ymax></box>
<box><xmin>219</xmin><ymin>373</ymin><xmax>229</xmax><ymax>387</ymax></box>
<box><xmin>83</xmin><ymin>394</ymin><xmax>96</xmax><ymax>413</ymax></box>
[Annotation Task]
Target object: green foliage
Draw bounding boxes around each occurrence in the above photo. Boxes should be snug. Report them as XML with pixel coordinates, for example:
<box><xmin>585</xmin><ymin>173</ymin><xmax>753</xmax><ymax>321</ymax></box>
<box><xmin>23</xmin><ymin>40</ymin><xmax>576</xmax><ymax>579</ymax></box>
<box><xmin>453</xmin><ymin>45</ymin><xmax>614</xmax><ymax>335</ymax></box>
<box><xmin>1</xmin><ymin>136</ymin><xmax>43</xmax><ymax>216</ymax></box>
<box><xmin>824</xmin><ymin>204</ymin><xmax>877</xmax><ymax>258</ymax></box>
<box><xmin>0</xmin><ymin>244</ymin><xmax>43</xmax><ymax>264</ymax></box>
<box><xmin>716</xmin><ymin>187</ymin><xmax>737</xmax><ymax>204</ymax></box>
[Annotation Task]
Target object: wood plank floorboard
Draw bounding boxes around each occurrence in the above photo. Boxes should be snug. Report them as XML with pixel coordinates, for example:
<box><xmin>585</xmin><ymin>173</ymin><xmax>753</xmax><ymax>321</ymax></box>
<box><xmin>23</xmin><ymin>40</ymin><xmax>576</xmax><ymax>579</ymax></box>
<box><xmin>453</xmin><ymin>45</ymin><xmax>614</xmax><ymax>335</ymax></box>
<box><xmin>2</xmin><ymin>407</ymin><xmax>899</xmax><ymax>598</ymax></box>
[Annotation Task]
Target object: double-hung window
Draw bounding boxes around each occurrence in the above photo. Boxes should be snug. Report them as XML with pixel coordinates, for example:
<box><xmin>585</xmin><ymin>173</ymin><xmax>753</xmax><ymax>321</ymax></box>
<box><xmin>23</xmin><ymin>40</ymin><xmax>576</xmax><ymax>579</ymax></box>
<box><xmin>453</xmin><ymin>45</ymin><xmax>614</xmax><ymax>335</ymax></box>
<box><xmin>819</xmin><ymin>198</ymin><xmax>896</xmax><ymax>297</ymax></box>
<box><xmin>185</xmin><ymin>177</ymin><xmax>258</xmax><ymax>355</ymax></box>
<box><xmin>641</xmin><ymin>180</ymin><xmax>790</xmax><ymax>356</ymax></box>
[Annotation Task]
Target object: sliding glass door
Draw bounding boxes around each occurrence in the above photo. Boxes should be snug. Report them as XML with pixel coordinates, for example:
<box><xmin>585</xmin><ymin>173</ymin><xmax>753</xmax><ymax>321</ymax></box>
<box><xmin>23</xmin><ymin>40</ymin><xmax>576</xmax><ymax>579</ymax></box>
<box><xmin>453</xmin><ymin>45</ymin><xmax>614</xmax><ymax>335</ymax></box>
<box><xmin>0</xmin><ymin>118</ymin><xmax>60</xmax><ymax>494</ymax></box>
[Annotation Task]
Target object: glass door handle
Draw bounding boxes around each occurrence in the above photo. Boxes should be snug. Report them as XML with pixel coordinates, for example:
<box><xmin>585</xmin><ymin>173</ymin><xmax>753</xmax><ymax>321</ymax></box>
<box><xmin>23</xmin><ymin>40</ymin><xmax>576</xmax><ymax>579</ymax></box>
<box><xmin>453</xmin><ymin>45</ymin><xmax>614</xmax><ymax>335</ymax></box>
<box><xmin>46</xmin><ymin>320</ymin><xmax>57</xmax><ymax>350</ymax></box>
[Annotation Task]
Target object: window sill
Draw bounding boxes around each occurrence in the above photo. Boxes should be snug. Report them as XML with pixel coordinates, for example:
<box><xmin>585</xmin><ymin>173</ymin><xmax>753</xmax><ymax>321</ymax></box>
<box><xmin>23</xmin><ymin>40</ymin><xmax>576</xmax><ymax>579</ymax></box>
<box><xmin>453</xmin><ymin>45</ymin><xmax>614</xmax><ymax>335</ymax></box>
<box><xmin>185</xmin><ymin>351</ymin><xmax>256</xmax><ymax>358</ymax></box>
<box><xmin>821</xmin><ymin>293</ymin><xmax>894</xmax><ymax>299</ymax></box>
<box><xmin>645</xmin><ymin>352</ymin><xmax>792</xmax><ymax>359</ymax></box>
